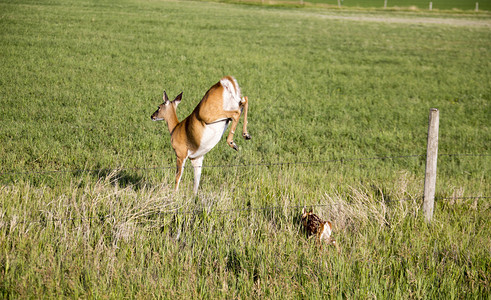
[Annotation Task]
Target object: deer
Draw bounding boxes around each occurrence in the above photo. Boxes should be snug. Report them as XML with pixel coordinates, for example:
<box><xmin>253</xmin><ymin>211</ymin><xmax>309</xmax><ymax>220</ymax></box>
<box><xmin>151</xmin><ymin>76</ymin><xmax>251</xmax><ymax>195</ymax></box>
<box><xmin>301</xmin><ymin>207</ymin><xmax>337</xmax><ymax>248</ymax></box>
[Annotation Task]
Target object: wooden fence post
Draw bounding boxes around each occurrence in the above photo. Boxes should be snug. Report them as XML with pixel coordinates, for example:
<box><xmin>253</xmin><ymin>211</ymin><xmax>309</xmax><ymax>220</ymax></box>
<box><xmin>423</xmin><ymin>108</ymin><xmax>439</xmax><ymax>222</ymax></box>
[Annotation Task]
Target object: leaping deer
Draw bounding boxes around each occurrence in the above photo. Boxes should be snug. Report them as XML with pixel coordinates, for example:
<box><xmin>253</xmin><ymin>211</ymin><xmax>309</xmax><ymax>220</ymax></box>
<box><xmin>151</xmin><ymin>76</ymin><xmax>251</xmax><ymax>195</ymax></box>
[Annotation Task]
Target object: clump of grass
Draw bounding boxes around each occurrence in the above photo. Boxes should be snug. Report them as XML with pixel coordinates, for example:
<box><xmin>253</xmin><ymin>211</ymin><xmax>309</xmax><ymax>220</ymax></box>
<box><xmin>0</xmin><ymin>170</ymin><xmax>180</xmax><ymax>297</ymax></box>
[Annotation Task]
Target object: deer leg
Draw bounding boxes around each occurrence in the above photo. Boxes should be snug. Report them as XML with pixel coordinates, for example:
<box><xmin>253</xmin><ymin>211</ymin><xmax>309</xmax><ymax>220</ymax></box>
<box><xmin>200</xmin><ymin>108</ymin><xmax>243</xmax><ymax>151</ymax></box>
<box><xmin>240</xmin><ymin>96</ymin><xmax>251</xmax><ymax>140</ymax></box>
<box><xmin>190</xmin><ymin>156</ymin><xmax>204</xmax><ymax>195</ymax></box>
<box><xmin>225</xmin><ymin>110</ymin><xmax>242</xmax><ymax>151</ymax></box>
<box><xmin>225</xmin><ymin>97</ymin><xmax>252</xmax><ymax>149</ymax></box>
<box><xmin>175</xmin><ymin>157</ymin><xmax>187</xmax><ymax>192</ymax></box>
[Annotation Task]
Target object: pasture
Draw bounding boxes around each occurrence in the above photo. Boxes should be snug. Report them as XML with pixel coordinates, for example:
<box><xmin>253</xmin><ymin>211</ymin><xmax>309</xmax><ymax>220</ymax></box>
<box><xmin>1</xmin><ymin>0</ymin><xmax>490</xmax><ymax>298</ymax></box>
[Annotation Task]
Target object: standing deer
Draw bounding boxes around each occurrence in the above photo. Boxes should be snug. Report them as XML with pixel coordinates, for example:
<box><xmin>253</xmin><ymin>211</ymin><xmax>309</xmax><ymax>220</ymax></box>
<box><xmin>151</xmin><ymin>76</ymin><xmax>251</xmax><ymax>194</ymax></box>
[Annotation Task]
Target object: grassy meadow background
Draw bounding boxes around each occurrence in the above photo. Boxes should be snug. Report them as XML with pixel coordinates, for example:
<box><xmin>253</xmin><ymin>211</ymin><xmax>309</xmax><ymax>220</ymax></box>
<box><xmin>1</xmin><ymin>0</ymin><xmax>490</xmax><ymax>298</ymax></box>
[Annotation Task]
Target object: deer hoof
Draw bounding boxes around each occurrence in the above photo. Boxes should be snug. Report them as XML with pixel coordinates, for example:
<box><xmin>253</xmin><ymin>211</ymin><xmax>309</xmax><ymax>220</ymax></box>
<box><xmin>243</xmin><ymin>133</ymin><xmax>251</xmax><ymax>140</ymax></box>
<box><xmin>229</xmin><ymin>141</ymin><xmax>238</xmax><ymax>151</ymax></box>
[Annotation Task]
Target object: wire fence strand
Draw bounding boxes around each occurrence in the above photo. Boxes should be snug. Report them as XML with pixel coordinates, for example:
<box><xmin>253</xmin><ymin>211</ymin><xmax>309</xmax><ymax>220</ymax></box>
<box><xmin>1</xmin><ymin>153</ymin><xmax>489</xmax><ymax>178</ymax></box>
<box><xmin>4</xmin><ymin>196</ymin><xmax>490</xmax><ymax>226</ymax></box>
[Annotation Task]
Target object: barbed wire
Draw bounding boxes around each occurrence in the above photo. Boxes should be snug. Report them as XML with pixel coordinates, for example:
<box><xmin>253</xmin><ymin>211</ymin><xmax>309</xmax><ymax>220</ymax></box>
<box><xmin>3</xmin><ymin>196</ymin><xmax>489</xmax><ymax>226</ymax></box>
<box><xmin>1</xmin><ymin>153</ymin><xmax>489</xmax><ymax>178</ymax></box>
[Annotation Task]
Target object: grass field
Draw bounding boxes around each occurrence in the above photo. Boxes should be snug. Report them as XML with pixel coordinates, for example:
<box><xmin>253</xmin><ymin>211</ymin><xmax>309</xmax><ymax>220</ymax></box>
<box><xmin>1</xmin><ymin>0</ymin><xmax>490</xmax><ymax>298</ymax></box>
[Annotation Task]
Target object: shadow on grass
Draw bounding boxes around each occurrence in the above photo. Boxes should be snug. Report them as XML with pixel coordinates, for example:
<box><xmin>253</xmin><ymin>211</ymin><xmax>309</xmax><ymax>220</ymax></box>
<box><xmin>87</xmin><ymin>168</ymin><xmax>147</xmax><ymax>190</ymax></box>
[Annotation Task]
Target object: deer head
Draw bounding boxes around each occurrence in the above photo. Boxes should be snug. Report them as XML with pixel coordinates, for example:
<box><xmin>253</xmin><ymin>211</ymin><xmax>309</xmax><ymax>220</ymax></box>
<box><xmin>151</xmin><ymin>91</ymin><xmax>182</xmax><ymax>122</ymax></box>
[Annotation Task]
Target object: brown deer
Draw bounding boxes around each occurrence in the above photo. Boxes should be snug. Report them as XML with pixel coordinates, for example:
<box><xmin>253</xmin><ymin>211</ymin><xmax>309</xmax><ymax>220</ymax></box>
<box><xmin>151</xmin><ymin>76</ymin><xmax>251</xmax><ymax>194</ymax></box>
<box><xmin>301</xmin><ymin>207</ymin><xmax>336</xmax><ymax>246</ymax></box>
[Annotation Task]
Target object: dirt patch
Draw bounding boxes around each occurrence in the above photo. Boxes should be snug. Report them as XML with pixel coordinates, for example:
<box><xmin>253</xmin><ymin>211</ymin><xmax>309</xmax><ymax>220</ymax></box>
<box><xmin>316</xmin><ymin>14</ymin><xmax>491</xmax><ymax>27</ymax></box>
<box><xmin>275</xmin><ymin>8</ymin><xmax>491</xmax><ymax>28</ymax></box>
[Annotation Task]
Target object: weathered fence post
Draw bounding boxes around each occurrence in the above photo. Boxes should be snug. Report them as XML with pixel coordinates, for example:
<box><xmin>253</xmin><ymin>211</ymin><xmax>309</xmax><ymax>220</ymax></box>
<box><xmin>475</xmin><ymin>2</ymin><xmax>479</xmax><ymax>11</ymax></box>
<box><xmin>384</xmin><ymin>0</ymin><xmax>388</xmax><ymax>9</ymax></box>
<box><xmin>423</xmin><ymin>108</ymin><xmax>439</xmax><ymax>222</ymax></box>
<box><xmin>429</xmin><ymin>2</ymin><xmax>433</xmax><ymax>10</ymax></box>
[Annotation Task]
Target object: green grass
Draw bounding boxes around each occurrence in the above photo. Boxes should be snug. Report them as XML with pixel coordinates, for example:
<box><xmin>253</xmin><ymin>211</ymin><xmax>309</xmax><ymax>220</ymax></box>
<box><xmin>1</xmin><ymin>0</ymin><xmax>490</xmax><ymax>298</ymax></box>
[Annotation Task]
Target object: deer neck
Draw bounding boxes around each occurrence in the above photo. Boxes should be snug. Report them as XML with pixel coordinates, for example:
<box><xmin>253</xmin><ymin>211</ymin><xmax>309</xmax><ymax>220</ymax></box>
<box><xmin>165</xmin><ymin>112</ymin><xmax>180</xmax><ymax>135</ymax></box>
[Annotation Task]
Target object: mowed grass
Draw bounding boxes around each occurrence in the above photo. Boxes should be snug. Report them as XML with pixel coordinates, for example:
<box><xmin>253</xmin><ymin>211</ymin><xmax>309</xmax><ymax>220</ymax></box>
<box><xmin>1</xmin><ymin>0</ymin><xmax>490</xmax><ymax>298</ymax></box>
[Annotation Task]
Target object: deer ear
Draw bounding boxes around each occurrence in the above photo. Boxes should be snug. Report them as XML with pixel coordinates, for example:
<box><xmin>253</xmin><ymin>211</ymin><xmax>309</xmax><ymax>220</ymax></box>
<box><xmin>163</xmin><ymin>91</ymin><xmax>169</xmax><ymax>102</ymax></box>
<box><xmin>173</xmin><ymin>92</ymin><xmax>183</xmax><ymax>105</ymax></box>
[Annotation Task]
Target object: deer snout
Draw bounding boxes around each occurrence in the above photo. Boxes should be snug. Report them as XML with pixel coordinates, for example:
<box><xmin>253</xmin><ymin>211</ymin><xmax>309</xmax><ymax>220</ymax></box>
<box><xmin>151</xmin><ymin>111</ymin><xmax>162</xmax><ymax>121</ymax></box>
